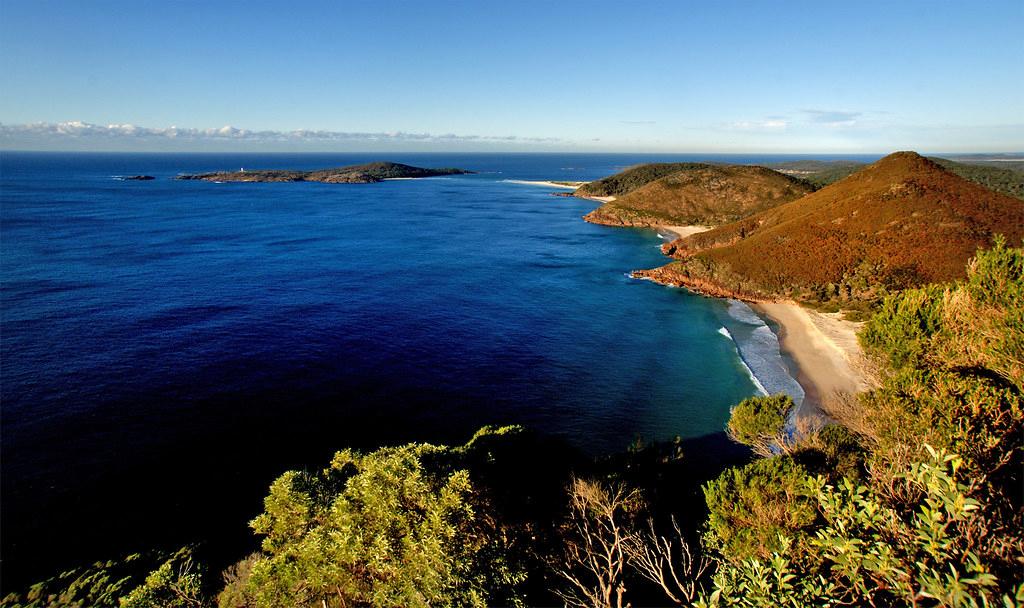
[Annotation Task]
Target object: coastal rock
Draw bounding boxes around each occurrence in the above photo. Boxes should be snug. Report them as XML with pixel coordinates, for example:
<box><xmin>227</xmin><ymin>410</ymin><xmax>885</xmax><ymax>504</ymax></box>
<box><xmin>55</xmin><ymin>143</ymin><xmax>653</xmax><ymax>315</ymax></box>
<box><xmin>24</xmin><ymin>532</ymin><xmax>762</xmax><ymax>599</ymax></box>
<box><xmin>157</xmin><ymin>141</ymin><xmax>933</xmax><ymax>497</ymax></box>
<box><xmin>581</xmin><ymin>213</ymin><xmax>652</xmax><ymax>228</ymax></box>
<box><xmin>631</xmin><ymin>265</ymin><xmax>770</xmax><ymax>302</ymax></box>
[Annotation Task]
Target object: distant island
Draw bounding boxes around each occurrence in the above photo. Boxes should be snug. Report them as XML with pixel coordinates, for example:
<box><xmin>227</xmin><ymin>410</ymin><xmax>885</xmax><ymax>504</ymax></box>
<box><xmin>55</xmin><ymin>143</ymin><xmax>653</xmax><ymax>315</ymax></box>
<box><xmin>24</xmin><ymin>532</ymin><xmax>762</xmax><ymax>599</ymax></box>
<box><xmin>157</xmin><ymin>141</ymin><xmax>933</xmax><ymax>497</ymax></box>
<box><xmin>176</xmin><ymin>161</ymin><xmax>472</xmax><ymax>184</ymax></box>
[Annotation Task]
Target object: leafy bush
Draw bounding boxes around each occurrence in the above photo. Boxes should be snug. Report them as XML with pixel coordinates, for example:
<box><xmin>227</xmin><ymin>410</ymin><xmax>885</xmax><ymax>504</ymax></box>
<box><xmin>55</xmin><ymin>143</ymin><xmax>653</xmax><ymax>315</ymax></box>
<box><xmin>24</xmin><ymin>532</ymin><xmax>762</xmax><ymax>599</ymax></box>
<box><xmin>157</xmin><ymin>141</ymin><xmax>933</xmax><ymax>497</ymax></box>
<box><xmin>697</xmin><ymin>448</ymin><xmax>1014</xmax><ymax>608</ymax></box>
<box><xmin>0</xmin><ymin>548</ymin><xmax>207</xmax><ymax>608</ymax></box>
<box><xmin>120</xmin><ymin>548</ymin><xmax>208</xmax><ymax>608</ymax></box>
<box><xmin>703</xmin><ymin>456</ymin><xmax>816</xmax><ymax>560</ymax></box>
<box><xmin>726</xmin><ymin>394</ymin><xmax>793</xmax><ymax>456</ymax></box>
<box><xmin>234</xmin><ymin>439</ymin><xmax>526</xmax><ymax>608</ymax></box>
<box><xmin>807</xmin><ymin>424</ymin><xmax>866</xmax><ymax>482</ymax></box>
<box><xmin>702</xmin><ymin>241</ymin><xmax>1024</xmax><ymax>605</ymax></box>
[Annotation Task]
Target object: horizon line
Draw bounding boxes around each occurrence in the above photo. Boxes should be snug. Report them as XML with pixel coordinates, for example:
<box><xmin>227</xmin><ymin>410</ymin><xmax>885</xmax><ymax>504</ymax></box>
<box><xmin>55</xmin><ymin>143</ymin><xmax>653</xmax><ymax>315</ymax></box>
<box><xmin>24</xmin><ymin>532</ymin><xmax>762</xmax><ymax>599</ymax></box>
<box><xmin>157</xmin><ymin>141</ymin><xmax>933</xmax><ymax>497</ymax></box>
<box><xmin>2</xmin><ymin>148</ymin><xmax>1022</xmax><ymax>156</ymax></box>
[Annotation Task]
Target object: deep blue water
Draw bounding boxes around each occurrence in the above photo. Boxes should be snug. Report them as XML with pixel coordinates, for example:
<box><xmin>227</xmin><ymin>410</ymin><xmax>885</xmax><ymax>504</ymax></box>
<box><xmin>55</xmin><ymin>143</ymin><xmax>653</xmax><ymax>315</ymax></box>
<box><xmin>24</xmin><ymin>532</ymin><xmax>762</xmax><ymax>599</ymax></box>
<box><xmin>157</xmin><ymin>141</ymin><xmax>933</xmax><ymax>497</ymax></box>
<box><xmin>0</xmin><ymin>151</ymin><xmax>876</xmax><ymax>586</ymax></box>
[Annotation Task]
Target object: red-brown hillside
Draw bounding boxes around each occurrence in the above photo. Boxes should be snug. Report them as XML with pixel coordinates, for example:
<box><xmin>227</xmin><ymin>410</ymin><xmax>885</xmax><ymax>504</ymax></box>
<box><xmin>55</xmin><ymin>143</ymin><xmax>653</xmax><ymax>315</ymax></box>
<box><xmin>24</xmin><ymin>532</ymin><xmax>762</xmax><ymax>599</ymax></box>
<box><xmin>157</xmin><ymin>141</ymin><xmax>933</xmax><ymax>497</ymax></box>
<box><xmin>641</xmin><ymin>152</ymin><xmax>1024</xmax><ymax>302</ymax></box>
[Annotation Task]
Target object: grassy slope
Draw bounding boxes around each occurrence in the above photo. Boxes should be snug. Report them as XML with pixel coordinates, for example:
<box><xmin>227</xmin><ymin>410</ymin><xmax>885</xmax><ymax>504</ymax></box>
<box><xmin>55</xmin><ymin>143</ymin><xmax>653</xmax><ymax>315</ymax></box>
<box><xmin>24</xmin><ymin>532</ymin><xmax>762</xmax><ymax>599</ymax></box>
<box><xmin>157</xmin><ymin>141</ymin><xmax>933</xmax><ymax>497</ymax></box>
<box><xmin>582</xmin><ymin>164</ymin><xmax>813</xmax><ymax>227</ymax></box>
<box><xmin>654</xmin><ymin>152</ymin><xmax>1024</xmax><ymax>301</ymax></box>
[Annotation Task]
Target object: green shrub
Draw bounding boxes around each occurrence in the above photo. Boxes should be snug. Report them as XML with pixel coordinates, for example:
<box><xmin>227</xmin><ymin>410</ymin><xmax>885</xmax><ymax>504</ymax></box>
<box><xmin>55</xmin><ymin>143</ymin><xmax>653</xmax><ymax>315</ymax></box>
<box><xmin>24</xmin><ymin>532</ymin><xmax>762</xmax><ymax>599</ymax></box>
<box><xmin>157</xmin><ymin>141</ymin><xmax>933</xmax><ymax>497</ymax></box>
<box><xmin>239</xmin><ymin>441</ymin><xmax>526</xmax><ymax>608</ymax></box>
<box><xmin>726</xmin><ymin>394</ymin><xmax>794</xmax><ymax>456</ymax></box>
<box><xmin>120</xmin><ymin>548</ymin><xmax>208</xmax><ymax>608</ymax></box>
<box><xmin>703</xmin><ymin>456</ymin><xmax>816</xmax><ymax>560</ymax></box>
<box><xmin>0</xmin><ymin>548</ymin><xmax>207</xmax><ymax>608</ymax></box>
<box><xmin>697</xmin><ymin>448</ymin><xmax>1011</xmax><ymax>608</ymax></box>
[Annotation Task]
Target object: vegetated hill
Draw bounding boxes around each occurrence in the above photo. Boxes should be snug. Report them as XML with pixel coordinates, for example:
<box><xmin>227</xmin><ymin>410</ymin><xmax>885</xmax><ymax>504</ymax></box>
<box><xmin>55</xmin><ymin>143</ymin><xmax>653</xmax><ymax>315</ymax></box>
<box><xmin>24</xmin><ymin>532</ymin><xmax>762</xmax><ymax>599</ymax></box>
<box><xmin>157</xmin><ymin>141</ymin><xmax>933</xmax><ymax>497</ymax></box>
<box><xmin>575</xmin><ymin>162</ymin><xmax>709</xmax><ymax>197</ymax></box>
<box><xmin>637</xmin><ymin>152</ymin><xmax>1024</xmax><ymax>305</ymax></box>
<box><xmin>930</xmin><ymin>157</ymin><xmax>1024</xmax><ymax>200</ymax></box>
<box><xmin>176</xmin><ymin>161</ymin><xmax>471</xmax><ymax>184</ymax></box>
<box><xmin>765</xmin><ymin>157</ymin><xmax>1024</xmax><ymax>199</ymax></box>
<box><xmin>765</xmin><ymin>160</ymin><xmax>866</xmax><ymax>189</ymax></box>
<box><xmin>583</xmin><ymin>164</ymin><xmax>813</xmax><ymax>227</ymax></box>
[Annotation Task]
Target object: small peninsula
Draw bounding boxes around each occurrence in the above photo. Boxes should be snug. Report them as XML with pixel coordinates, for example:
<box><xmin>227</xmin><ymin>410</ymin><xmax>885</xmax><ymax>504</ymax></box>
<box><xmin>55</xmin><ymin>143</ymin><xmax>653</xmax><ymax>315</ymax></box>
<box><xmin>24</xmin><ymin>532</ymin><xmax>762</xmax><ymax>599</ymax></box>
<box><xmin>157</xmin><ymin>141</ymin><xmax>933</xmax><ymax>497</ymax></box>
<box><xmin>176</xmin><ymin>161</ymin><xmax>472</xmax><ymax>184</ymax></box>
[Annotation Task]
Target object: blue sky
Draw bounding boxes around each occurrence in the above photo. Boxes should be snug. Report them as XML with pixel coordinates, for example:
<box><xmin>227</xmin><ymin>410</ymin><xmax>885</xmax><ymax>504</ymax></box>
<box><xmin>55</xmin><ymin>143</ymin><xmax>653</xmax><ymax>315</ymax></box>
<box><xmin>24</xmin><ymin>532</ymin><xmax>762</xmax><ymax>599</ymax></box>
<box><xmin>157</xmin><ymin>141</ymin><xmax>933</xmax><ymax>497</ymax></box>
<box><xmin>1</xmin><ymin>0</ymin><xmax>1021</xmax><ymax>152</ymax></box>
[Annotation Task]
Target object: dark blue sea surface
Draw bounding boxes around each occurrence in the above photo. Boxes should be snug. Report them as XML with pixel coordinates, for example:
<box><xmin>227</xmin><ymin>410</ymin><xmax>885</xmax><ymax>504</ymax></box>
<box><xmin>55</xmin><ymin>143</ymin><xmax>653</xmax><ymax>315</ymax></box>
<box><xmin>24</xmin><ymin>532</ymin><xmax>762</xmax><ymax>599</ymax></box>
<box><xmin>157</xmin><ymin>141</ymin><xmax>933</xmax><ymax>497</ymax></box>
<box><xmin>0</xmin><ymin>151</ymin><xmax>876</xmax><ymax>586</ymax></box>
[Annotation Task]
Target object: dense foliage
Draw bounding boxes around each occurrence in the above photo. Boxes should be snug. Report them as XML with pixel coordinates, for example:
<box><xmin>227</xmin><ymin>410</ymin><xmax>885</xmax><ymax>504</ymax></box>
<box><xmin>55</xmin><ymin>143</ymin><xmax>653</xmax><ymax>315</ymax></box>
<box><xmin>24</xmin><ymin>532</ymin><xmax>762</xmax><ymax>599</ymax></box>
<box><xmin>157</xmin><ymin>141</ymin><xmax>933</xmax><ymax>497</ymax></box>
<box><xmin>931</xmin><ymin>158</ymin><xmax>1024</xmax><ymax>200</ymax></box>
<box><xmin>725</xmin><ymin>394</ymin><xmax>792</xmax><ymax>457</ymax></box>
<box><xmin>703</xmin><ymin>456</ymin><xmax>816</xmax><ymax>560</ymax></box>
<box><xmin>697</xmin><ymin>449</ymin><xmax>1015</xmax><ymax>608</ymax></box>
<box><xmin>221</xmin><ymin>434</ymin><xmax>532</xmax><ymax>608</ymax></box>
<box><xmin>1</xmin><ymin>548</ymin><xmax>208</xmax><ymax>608</ymax></box>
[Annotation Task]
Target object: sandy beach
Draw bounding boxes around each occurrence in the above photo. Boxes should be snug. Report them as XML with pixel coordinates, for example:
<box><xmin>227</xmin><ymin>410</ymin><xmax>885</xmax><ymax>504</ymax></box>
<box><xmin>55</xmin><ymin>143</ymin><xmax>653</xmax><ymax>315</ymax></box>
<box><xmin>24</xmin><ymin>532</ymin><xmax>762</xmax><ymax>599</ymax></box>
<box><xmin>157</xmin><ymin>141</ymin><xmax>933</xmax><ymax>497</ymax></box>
<box><xmin>752</xmin><ymin>302</ymin><xmax>872</xmax><ymax>421</ymax></box>
<box><xmin>660</xmin><ymin>225</ymin><xmax>711</xmax><ymax>239</ymax></box>
<box><xmin>503</xmin><ymin>179</ymin><xmax>585</xmax><ymax>189</ymax></box>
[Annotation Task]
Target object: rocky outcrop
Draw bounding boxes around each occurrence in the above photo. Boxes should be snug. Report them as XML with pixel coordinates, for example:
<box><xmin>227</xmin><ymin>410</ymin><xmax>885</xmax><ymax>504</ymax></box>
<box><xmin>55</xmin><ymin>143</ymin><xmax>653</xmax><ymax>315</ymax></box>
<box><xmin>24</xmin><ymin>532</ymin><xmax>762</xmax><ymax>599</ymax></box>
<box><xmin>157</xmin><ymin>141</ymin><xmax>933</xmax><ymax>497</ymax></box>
<box><xmin>631</xmin><ymin>265</ymin><xmax>771</xmax><ymax>302</ymax></box>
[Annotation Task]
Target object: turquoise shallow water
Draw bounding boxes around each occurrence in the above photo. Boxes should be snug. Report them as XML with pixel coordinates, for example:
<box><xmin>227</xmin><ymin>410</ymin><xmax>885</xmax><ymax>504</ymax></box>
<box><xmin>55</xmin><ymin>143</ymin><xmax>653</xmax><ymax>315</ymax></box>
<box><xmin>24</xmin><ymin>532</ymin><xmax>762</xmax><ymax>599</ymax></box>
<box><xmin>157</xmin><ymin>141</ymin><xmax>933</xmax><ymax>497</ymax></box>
<box><xmin>0</xmin><ymin>152</ymin><xmax>832</xmax><ymax>585</ymax></box>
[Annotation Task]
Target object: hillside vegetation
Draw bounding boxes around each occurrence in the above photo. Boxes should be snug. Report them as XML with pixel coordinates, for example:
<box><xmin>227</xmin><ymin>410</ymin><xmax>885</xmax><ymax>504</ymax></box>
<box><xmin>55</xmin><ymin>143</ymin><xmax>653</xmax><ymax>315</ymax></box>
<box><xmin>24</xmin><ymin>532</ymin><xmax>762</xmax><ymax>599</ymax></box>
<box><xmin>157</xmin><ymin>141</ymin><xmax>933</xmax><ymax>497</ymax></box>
<box><xmin>931</xmin><ymin>157</ymin><xmax>1024</xmax><ymax>200</ymax></box>
<box><xmin>766</xmin><ymin>157</ymin><xmax>1024</xmax><ymax>199</ymax></box>
<box><xmin>643</xmin><ymin>152</ymin><xmax>1024</xmax><ymax>305</ymax></box>
<box><xmin>176</xmin><ymin>162</ymin><xmax>470</xmax><ymax>184</ymax></box>
<box><xmin>583</xmin><ymin>164</ymin><xmax>812</xmax><ymax>228</ymax></box>
<box><xmin>576</xmin><ymin>163</ymin><xmax>710</xmax><ymax>197</ymax></box>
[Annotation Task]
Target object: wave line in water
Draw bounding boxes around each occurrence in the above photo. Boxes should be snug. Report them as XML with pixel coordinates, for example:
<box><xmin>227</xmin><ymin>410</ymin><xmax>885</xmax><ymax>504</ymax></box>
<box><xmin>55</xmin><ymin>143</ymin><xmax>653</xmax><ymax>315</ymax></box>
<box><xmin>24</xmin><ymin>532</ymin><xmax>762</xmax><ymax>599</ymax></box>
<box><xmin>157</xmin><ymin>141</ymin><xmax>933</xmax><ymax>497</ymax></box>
<box><xmin>723</xmin><ymin>301</ymin><xmax>804</xmax><ymax>406</ymax></box>
<box><xmin>719</xmin><ymin>326</ymin><xmax>769</xmax><ymax>396</ymax></box>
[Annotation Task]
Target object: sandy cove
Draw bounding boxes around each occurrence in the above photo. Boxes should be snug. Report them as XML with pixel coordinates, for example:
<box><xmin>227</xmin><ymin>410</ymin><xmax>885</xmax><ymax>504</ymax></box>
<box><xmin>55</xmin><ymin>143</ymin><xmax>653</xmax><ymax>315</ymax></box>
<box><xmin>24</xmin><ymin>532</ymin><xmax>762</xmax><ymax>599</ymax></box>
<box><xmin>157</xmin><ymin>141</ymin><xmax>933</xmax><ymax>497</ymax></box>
<box><xmin>752</xmin><ymin>302</ymin><xmax>873</xmax><ymax>420</ymax></box>
<box><xmin>502</xmin><ymin>179</ymin><xmax>585</xmax><ymax>189</ymax></box>
<box><xmin>659</xmin><ymin>225</ymin><xmax>712</xmax><ymax>239</ymax></box>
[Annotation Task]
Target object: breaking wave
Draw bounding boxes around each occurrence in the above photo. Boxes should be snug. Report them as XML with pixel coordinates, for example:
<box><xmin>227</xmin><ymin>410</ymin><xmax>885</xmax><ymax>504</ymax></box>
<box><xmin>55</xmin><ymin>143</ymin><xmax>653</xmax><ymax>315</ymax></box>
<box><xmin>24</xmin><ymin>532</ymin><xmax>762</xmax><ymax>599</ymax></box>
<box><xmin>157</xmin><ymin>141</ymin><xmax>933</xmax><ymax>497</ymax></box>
<box><xmin>724</xmin><ymin>301</ymin><xmax>805</xmax><ymax>406</ymax></box>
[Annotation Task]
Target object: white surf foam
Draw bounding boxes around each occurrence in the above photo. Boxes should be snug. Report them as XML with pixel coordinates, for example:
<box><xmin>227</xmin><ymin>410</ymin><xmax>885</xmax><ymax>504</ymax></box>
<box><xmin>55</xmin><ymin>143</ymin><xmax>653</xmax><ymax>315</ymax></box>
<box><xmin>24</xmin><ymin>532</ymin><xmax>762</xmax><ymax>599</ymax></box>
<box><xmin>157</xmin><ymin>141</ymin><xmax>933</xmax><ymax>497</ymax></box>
<box><xmin>723</xmin><ymin>300</ymin><xmax>805</xmax><ymax>406</ymax></box>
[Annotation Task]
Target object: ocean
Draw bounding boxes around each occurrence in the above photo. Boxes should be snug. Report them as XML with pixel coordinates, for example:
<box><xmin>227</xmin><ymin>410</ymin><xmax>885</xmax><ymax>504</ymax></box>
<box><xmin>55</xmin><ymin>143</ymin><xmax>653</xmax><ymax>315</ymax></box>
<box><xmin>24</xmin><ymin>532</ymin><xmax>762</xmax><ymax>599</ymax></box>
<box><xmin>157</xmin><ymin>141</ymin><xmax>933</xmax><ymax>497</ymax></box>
<box><xmin>0</xmin><ymin>151</ymin><xmax>858</xmax><ymax>586</ymax></box>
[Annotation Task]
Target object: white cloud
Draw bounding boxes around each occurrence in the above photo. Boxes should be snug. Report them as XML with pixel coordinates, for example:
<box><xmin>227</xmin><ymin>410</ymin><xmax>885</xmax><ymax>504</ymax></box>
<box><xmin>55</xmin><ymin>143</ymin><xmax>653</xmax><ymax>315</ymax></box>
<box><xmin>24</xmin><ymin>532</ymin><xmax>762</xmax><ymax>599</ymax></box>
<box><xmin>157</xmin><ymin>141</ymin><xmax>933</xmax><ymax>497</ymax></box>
<box><xmin>0</xmin><ymin>121</ymin><xmax>561</xmax><ymax>144</ymax></box>
<box><xmin>728</xmin><ymin>119</ymin><xmax>788</xmax><ymax>130</ymax></box>
<box><xmin>801</xmin><ymin>109</ymin><xmax>861</xmax><ymax>127</ymax></box>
